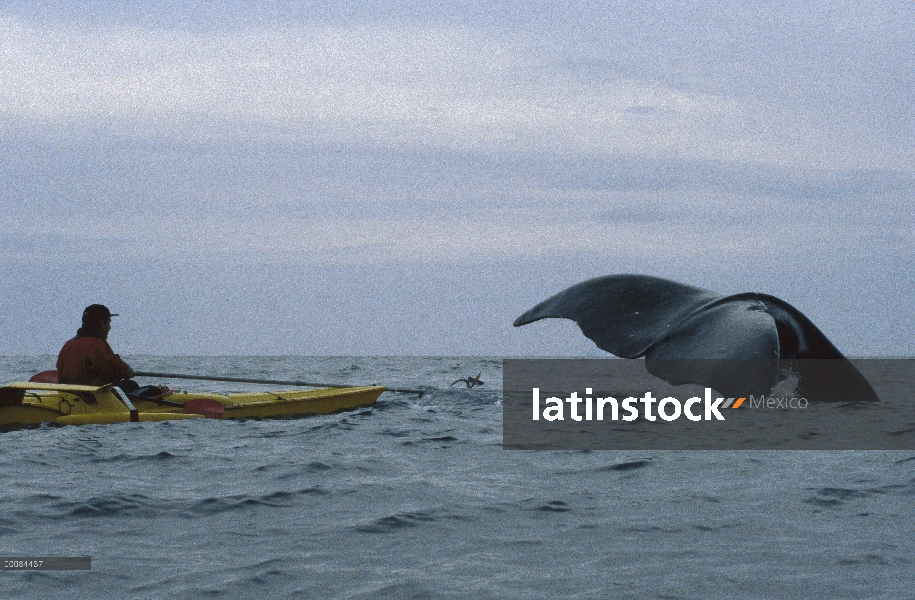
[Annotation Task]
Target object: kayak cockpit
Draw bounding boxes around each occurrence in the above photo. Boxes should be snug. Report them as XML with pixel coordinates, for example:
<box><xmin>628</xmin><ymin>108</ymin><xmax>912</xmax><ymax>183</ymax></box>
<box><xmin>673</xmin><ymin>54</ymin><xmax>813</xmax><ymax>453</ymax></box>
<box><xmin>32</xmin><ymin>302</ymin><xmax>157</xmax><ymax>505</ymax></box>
<box><xmin>0</xmin><ymin>381</ymin><xmax>203</xmax><ymax>428</ymax></box>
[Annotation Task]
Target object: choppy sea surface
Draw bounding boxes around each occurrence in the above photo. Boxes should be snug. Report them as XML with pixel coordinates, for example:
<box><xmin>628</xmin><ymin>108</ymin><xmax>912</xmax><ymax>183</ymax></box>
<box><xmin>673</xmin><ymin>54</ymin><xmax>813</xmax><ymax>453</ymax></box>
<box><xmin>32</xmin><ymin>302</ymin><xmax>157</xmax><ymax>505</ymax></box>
<box><xmin>1</xmin><ymin>356</ymin><xmax>913</xmax><ymax>599</ymax></box>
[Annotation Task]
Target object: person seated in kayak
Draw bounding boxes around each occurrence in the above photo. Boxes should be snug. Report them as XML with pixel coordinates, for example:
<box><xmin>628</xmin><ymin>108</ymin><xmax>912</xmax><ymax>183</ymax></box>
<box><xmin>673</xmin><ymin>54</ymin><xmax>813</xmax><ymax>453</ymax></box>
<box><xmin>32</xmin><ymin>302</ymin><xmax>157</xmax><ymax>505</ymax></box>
<box><xmin>57</xmin><ymin>304</ymin><xmax>137</xmax><ymax>390</ymax></box>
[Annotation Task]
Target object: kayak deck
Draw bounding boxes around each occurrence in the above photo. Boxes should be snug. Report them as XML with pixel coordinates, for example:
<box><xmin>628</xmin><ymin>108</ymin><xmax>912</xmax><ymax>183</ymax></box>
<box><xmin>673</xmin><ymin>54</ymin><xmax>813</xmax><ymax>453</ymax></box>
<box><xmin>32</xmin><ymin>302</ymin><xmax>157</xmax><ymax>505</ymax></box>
<box><xmin>0</xmin><ymin>382</ymin><xmax>385</xmax><ymax>428</ymax></box>
<box><xmin>132</xmin><ymin>387</ymin><xmax>385</xmax><ymax>419</ymax></box>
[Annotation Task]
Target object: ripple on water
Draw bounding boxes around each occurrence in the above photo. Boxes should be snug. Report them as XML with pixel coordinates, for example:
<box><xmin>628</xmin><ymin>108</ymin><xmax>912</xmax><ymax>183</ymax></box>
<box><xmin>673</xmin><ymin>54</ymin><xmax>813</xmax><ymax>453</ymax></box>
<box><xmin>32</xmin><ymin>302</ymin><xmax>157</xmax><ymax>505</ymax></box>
<box><xmin>595</xmin><ymin>460</ymin><xmax>652</xmax><ymax>472</ymax></box>
<box><xmin>354</xmin><ymin>511</ymin><xmax>437</xmax><ymax>533</ymax></box>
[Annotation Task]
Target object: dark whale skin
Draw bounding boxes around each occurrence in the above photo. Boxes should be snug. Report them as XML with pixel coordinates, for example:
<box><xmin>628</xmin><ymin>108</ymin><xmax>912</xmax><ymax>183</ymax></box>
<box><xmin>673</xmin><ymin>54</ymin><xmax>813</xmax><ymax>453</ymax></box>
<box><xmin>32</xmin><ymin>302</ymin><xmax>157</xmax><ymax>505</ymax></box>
<box><xmin>514</xmin><ymin>274</ymin><xmax>879</xmax><ymax>402</ymax></box>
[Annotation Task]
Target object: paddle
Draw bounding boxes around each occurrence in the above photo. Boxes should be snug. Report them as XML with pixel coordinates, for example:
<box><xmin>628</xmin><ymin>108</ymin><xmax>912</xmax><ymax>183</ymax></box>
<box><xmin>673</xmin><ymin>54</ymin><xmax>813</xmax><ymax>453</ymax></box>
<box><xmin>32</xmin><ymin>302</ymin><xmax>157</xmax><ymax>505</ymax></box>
<box><xmin>29</xmin><ymin>370</ymin><xmax>60</xmax><ymax>384</ymax></box>
<box><xmin>123</xmin><ymin>389</ymin><xmax>226</xmax><ymax>419</ymax></box>
<box><xmin>133</xmin><ymin>371</ymin><xmax>425</xmax><ymax>397</ymax></box>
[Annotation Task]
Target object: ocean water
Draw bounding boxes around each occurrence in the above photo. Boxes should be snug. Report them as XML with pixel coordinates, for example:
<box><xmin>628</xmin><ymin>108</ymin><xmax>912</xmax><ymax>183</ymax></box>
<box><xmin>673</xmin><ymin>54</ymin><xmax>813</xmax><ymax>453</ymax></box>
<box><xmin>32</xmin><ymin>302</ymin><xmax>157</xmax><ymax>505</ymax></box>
<box><xmin>1</xmin><ymin>356</ymin><xmax>913</xmax><ymax>599</ymax></box>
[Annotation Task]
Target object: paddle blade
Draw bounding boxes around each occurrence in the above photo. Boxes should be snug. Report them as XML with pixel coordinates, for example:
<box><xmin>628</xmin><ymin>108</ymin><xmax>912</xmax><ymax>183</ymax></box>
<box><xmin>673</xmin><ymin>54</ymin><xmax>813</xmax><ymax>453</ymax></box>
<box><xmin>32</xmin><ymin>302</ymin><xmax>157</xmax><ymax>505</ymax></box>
<box><xmin>182</xmin><ymin>399</ymin><xmax>225</xmax><ymax>419</ymax></box>
<box><xmin>29</xmin><ymin>370</ymin><xmax>59</xmax><ymax>383</ymax></box>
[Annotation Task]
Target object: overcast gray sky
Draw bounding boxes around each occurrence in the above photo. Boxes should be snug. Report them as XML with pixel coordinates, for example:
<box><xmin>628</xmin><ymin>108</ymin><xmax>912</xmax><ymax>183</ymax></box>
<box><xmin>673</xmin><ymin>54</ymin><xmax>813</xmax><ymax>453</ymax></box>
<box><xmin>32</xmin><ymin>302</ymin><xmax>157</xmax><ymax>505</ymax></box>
<box><xmin>2</xmin><ymin>1</ymin><xmax>913</xmax><ymax>356</ymax></box>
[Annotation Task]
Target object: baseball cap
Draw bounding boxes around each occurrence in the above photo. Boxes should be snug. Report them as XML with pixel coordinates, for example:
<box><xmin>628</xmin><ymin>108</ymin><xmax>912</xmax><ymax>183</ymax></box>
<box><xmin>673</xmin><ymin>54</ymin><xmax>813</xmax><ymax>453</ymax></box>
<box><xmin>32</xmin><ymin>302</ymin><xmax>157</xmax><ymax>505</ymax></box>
<box><xmin>82</xmin><ymin>304</ymin><xmax>119</xmax><ymax>324</ymax></box>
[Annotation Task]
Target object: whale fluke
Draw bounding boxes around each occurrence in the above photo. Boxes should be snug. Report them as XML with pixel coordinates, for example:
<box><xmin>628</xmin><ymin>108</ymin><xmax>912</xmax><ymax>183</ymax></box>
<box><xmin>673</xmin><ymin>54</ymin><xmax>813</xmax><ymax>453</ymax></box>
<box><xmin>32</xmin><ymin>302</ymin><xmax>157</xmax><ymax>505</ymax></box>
<box><xmin>514</xmin><ymin>274</ymin><xmax>878</xmax><ymax>402</ymax></box>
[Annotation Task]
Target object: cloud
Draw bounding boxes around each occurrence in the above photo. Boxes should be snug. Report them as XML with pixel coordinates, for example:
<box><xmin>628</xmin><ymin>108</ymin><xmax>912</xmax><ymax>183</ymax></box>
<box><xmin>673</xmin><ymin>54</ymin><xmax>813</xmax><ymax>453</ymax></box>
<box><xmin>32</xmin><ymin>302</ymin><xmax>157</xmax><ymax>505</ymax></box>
<box><xmin>3</xmin><ymin>181</ymin><xmax>910</xmax><ymax>268</ymax></box>
<box><xmin>1</xmin><ymin>4</ymin><xmax>912</xmax><ymax>355</ymax></box>
<box><xmin>2</xmin><ymin>14</ymin><xmax>908</xmax><ymax>170</ymax></box>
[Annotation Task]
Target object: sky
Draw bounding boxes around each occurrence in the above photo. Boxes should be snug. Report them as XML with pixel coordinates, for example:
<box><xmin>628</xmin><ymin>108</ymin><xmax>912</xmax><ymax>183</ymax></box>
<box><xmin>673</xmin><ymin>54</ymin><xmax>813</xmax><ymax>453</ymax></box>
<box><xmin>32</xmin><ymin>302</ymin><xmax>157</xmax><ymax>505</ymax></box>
<box><xmin>1</xmin><ymin>1</ymin><xmax>913</xmax><ymax>356</ymax></box>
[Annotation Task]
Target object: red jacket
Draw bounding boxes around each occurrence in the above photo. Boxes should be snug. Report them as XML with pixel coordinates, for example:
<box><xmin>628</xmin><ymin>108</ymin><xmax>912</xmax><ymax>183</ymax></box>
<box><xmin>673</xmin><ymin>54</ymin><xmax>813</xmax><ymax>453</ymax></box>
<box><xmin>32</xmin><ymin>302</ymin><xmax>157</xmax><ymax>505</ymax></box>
<box><xmin>57</xmin><ymin>336</ymin><xmax>133</xmax><ymax>385</ymax></box>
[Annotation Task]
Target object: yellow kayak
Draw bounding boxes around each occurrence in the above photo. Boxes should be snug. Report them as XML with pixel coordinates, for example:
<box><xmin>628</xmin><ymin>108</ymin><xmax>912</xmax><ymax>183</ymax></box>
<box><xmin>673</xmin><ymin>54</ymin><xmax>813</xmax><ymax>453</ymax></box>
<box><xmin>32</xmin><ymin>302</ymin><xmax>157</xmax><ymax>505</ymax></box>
<box><xmin>0</xmin><ymin>380</ymin><xmax>385</xmax><ymax>428</ymax></box>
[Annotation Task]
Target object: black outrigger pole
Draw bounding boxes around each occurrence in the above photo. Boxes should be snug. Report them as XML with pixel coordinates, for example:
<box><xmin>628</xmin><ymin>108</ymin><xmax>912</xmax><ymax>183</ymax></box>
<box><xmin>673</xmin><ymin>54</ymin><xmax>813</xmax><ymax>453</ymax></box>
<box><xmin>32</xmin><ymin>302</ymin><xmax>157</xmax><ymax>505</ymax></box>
<box><xmin>133</xmin><ymin>371</ymin><xmax>425</xmax><ymax>397</ymax></box>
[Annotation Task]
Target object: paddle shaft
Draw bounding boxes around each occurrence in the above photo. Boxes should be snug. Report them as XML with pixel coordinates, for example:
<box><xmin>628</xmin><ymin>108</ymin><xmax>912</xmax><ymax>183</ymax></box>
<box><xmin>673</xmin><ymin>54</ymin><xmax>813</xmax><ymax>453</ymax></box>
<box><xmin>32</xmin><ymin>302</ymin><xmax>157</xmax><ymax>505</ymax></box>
<box><xmin>133</xmin><ymin>371</ymin><xmax>425</xmax><ymax>396</ymax></box>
